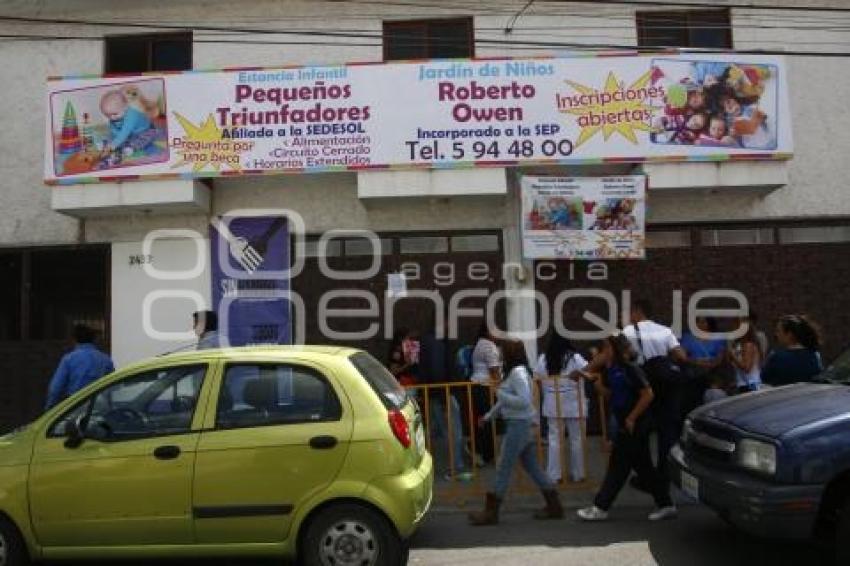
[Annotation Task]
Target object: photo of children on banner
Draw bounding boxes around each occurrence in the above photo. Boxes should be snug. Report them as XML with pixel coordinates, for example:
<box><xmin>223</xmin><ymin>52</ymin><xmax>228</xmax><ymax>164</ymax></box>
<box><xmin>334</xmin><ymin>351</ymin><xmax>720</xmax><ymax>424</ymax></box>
<box><xmin>650</xmin><ymin>60</ymin><xmax>777</xmax><ymax>150</ymax></box>
<box><xmin>526</xmin><ymin>197</ymin><xmax>584</xmax><ymax>231</ymax></box>
<box><xmin>52</xmin><ymin>78</ymin><xmax>169</xmax><ymax>176</ymax></box>
<box><xmin>589</xmin><ymin>198</ymin><xmax>639</xmax><ymax>231</ymax></box>
<box><xmin>526</xmin><ymin>197</ymin><xmax>640</xmax><ymax>233</ymax></box>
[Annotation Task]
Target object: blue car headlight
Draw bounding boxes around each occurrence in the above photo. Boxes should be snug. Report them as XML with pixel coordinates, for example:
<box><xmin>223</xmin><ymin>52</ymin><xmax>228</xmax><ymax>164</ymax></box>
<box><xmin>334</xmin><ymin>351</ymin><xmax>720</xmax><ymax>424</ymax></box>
<box><xmin>737</xmin><ymin>438</ymin><xmax>777</xmax><ymax>476</ymax></box>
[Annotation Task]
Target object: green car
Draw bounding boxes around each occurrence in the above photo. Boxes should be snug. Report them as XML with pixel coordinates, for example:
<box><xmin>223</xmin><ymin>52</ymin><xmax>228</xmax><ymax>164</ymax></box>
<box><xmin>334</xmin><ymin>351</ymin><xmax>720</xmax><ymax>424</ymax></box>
<box><xmin>0</xmin><ymin>346</ymin><xmax>433</xmax><ymax>565</ymax></box>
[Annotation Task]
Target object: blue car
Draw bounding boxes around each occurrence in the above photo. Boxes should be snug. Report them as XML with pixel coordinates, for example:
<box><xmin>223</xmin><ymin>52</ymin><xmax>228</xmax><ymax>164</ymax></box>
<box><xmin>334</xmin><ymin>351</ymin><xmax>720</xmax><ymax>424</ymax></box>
<box><xmin>670</xmin><ymin>348</ymin><xmax>850</xmax><ymax>562</ymax></box>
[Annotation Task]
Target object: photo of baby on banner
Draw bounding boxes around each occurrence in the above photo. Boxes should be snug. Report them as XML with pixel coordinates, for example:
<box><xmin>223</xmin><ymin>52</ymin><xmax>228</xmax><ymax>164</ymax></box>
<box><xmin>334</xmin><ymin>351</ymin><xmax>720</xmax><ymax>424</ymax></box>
<box><xmin>649</xmin><ymin>59</ymin><xmax>778</xmax><ymax>150</ymax></box>
<box><xmin>50</xmin><ymin>78</ymin><xmax>169</xmax><ymax>176</ymax></box>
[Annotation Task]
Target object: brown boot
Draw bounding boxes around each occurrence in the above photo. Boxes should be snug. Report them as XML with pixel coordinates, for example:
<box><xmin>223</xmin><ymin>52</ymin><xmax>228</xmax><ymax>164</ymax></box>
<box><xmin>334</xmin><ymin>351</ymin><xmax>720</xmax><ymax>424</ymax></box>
<box><xmin>534</xmin><ymin>489</ymin><xmax>564</xmax><ymax>520</ymax></box>
<box><xmin>468</xmin><ymin>492</ymin><xmax>501</xmax><ymax>526</ymax></box>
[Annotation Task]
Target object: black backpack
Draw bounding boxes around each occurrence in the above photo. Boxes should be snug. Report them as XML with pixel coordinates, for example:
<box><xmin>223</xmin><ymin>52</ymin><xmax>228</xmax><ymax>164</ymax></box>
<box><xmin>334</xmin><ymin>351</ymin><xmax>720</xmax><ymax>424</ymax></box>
<box><xmin>634</xmin><ymin>323</ymin><xmax>682</xmax><ymax>397</ymax></box>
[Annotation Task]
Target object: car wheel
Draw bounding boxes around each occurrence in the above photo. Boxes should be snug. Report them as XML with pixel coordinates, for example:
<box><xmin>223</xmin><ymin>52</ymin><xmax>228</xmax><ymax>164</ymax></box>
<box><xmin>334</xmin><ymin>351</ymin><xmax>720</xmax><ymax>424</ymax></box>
<box><xmin>302</xmin><ymin>503</ymin><xmax>406</xmax><ymax>566</ymax></box>
<box><xmin>0</xmin><ymin>517</ymin><xmax>28</xmax><ymax>566</ymax></box>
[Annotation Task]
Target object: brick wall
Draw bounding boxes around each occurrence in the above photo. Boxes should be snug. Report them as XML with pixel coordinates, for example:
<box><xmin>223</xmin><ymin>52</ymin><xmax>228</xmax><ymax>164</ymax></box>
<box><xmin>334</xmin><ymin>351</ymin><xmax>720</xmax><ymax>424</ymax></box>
<box><xmin>535</xmin><ymin>236</ymin><xmax>850</xmax><ymax>362</ymax></box>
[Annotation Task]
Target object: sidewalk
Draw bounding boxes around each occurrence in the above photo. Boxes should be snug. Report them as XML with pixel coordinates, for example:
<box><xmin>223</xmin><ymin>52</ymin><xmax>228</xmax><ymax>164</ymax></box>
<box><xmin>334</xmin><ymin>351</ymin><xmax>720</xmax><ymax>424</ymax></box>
<box><xmin>428</xmin><ymin>434</ymin><xmax>692</xmax><ymax>514</ymax></box>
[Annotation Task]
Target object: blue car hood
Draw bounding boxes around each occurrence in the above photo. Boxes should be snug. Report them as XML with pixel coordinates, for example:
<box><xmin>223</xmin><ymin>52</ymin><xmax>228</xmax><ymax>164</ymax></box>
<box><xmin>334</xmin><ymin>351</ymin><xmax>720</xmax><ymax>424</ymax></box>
<box><xmin>695</xmin><ymin>383</ymin><xmax>850</xmax><ymax>437</ymax></box>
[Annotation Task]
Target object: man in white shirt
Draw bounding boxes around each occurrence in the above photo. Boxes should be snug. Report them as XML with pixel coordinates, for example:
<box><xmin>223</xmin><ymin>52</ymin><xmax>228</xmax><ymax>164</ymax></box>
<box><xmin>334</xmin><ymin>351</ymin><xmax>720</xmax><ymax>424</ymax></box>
<box><xmin>623</xmin><ymin>300</ymin><xmax>688</xmax><ymax>486</ymax></box>
<box><xmin>623</xmin><ymin>302</ymin><xmax>687</xmax><ymax>365</ymax></box>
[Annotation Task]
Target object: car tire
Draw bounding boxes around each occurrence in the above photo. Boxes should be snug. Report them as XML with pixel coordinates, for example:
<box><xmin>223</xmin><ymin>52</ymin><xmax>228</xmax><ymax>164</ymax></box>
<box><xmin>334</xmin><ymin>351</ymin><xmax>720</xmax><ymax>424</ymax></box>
<box><xmin>301</xmin><ymin>503</ymin><xmax>406</xmax><ymax>566</ymax></box>
<box><xmin>0</xmin><ymin>517</ymin><xmax>28</xmax><ymax>566</ymax></box>
<box><xmin>836</xmin><ymin>497</ymin><xmax>850</xmax><ymax>564</ymax></box>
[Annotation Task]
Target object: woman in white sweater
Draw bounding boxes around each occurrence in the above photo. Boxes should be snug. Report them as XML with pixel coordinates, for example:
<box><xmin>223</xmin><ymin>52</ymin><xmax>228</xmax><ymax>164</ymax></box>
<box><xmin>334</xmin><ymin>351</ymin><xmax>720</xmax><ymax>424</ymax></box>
<box><xmin>468</xmin><ymin>338</ymin><xmax>563</xmax><ymax>526</ymax></box>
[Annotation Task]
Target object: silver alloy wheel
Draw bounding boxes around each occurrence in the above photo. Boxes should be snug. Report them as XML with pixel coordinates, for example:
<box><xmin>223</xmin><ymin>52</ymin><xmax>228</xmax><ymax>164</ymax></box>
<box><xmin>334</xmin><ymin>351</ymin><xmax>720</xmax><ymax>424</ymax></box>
<box><xmin>0</xmin><ymin>529</ymin><xmax>7</xmax><ymax>566</ymax></box>
<box><xmin>318</xmin><ymin>518</ymin><xmax>379</xmax><ymax>566</ymax></box>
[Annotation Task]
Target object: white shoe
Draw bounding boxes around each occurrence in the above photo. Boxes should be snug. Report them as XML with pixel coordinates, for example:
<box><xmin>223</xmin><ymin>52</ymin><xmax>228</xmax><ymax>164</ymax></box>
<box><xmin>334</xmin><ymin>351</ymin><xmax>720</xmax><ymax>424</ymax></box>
<box><xmin>577</xmin><ymin>505</ymin><xmax>609</xmax><ymax>521</ymax></box>
<box><xmin>648</xmin><ymin>506</ymin><xmax>678</xmax><ymax>521</ymax></box>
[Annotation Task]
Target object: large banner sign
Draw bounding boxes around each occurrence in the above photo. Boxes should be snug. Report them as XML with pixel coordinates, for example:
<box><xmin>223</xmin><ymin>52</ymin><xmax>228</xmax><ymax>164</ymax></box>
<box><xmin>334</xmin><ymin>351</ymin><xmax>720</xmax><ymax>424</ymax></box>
<box><xmin>45</xmin><ymin>54</ymin><xmax>791</xmax><ymax>184</ymax></box>
<box><xmin>521</xmin><ymin>175</ymin><xmax>646</xmax><ymax>260</ymax></box>
<box><xmin>210</xmin><ymin>215</ymin><xmax>291</xmax><ymax>347</ymax></box>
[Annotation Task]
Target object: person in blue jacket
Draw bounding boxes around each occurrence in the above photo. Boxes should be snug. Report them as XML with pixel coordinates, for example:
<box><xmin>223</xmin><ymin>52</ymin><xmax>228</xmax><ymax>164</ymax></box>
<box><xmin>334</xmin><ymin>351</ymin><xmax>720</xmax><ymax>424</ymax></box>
<box><xmin>762</xmin><ymin>314</ymin><xmax>824</xmax><ymax>386</ymax></box>
<box><xmin>46</xmin><ymin>324</ymin><xmax>114</xmax><ymax>409</ymax></box>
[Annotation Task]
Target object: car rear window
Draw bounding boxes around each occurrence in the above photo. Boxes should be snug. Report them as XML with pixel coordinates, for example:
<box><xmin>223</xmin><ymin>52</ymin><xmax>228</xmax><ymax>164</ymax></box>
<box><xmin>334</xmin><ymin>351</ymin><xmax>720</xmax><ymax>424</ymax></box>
<box><xmin>349</xmin><ymin>352</ymin><xmax>408</xmax><ymax>409</ymax></box>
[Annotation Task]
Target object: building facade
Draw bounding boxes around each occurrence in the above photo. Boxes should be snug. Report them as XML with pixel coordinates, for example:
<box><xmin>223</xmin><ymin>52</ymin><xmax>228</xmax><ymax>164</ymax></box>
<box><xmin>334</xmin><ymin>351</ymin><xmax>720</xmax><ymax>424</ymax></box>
<box><xmin>1</xmin><ymin>0</ymin><xmax>850</xmax><ymax>430</ymax></box>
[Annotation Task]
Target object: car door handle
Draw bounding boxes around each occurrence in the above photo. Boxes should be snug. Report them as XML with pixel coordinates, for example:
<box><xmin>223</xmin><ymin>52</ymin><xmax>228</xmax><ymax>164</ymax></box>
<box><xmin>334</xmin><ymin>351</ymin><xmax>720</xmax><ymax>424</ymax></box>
<box><xmin>153</xmin><ymin>445</ymin><xmax>181</xmax><ymax>460</ymax></box>
<box><xmin>309</xmin><ymin>436</ymin><xmax>338</xmax><ymax>450</ymax></box>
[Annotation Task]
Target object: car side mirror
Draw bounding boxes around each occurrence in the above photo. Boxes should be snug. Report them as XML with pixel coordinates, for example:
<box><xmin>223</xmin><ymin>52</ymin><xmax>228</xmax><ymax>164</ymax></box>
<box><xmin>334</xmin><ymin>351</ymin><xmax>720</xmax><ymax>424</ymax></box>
<box><xmin>63</xmin><ymin>415</ymin><xmax>86</xmax><ymax>449</ymax></box>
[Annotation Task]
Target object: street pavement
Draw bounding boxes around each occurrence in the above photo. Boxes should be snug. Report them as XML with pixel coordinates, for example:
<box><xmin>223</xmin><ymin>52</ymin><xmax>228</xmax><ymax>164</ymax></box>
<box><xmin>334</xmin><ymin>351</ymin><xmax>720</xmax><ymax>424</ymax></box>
<box><xmin>59</xmin><ymin>502</ymin><xmax>827</xmax><ymax>566</ymax></box>
<box><xmin>409</xmin><ymin>504</ymin><xmax>824</xmax><ymax>566</ymax></box>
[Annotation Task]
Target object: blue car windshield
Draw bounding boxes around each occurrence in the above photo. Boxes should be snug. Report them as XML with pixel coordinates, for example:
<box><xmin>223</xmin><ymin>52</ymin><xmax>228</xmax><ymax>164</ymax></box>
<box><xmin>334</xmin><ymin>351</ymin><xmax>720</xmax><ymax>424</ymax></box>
<box><xmin>817</xmin><ymin>348</ymin><xmax>850</xmax><ymax>384</ymax></box>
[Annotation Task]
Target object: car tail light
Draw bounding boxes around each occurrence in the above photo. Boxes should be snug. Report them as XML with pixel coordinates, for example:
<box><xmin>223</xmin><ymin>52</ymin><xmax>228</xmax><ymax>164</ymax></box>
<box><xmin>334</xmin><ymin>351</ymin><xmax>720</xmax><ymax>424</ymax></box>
<box><xmin>388</xmin><ymin>409</ymin><xmax>411</xmax><ymax>448</ymax></box>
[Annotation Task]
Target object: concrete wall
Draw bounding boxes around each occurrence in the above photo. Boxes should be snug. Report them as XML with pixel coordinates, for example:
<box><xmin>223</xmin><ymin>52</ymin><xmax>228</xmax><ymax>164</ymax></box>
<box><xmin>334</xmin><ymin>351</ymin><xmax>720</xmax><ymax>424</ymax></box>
<box><xmin>111</xmin><ymin>237</ymin><xmax>211</xmax><ymax>366</ymax></box>
<box><xmin>211</xmin><ymin>173</ymin><xmax>512</xmax><ymax>234</ymax></box>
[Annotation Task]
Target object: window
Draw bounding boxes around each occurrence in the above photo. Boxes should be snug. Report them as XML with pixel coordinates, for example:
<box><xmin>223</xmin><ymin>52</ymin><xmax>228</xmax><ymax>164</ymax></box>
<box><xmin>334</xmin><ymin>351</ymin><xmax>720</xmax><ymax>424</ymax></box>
<box><xmin>105</xmin><ymin>32</ymin><xmax>193</xmax><ymax>74</ymax></box>
<box><xmin>345</xmin><ymin>238</ymin><xmax>393</xmax><ymax>256</ymax></box>
<box><xmin>636</xmin><ymin>9</ymin><xmax>732</xmax><ymax>49</ymax></box>
<box><xmin>49</xmin><ymin>364</ymin><xmax>207</xmax><ymax>440</ymax></box>
<box><xmin>216</xmin><ymin>364</ymin><xmax>342</xmax><ymax>429</ymax></box>
<box><xmin>701</xmin><ymin>228</ymin><xmax>775</xmax><ymax>247</ymax></box>
<box><xmin>646</xmin><ymin>230</ymin><xmax>691</xmax><ymax>249</ymax></box>
<box><xmin>384</xmin><ymin>18</ymin><xmax>474</xmax><ymax>61</ymax></box>
<box><xmin>779</xmin><ymin>226</ymin><xmax>850</xmax><ymax>245</ymax></box>
<box><xmin>302</xmin><ymin>239</ymin><xmax>342</xmax><ymax>258</ymax></box>
<box><xmin>349</xmin><ymin>352</ymin><xmax>407</xmax><ymax>409</ymax></box>
<box><xmin>400</xmin><ymin>236</ymin><xmax>449</xmax><ymax>254</ymax></box>
<box><xmin>451</xmin><ymin>234</ymin><xmax>500</xmax><ymax>252</ymax></box>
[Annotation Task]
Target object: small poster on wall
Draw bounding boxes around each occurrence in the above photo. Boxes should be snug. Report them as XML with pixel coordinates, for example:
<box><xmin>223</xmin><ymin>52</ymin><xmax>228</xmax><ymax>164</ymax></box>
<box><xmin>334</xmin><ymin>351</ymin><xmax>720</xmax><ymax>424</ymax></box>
<box><xmin>521</xmin><ymin>175</ymin><xmax>646</xmax><ymax>260</ymax></box>
<box><xmin>210</xmin><ymin>215</ymin><xmax>292</xmax><ymax>346</ymax></box>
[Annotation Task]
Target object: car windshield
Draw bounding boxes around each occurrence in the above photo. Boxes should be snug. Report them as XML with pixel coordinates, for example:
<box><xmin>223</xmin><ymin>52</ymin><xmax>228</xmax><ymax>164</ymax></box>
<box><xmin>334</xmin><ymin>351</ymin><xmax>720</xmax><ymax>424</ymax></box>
<box><xmin>815</xmin><ymin>348</ymin><xmax>850</xmax><ymax>384</ymax></box>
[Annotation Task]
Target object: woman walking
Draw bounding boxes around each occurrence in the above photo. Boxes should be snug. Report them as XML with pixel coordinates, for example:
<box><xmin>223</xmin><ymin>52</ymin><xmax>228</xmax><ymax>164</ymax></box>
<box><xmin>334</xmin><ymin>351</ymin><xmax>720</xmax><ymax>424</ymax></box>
<box><xmin>577</xmin><ymin>334</ymin><xmax>677</xmax><ymax>522</ymax></box>
<box><xmin>468</xmin><ymin>338</ymin><xmax>563</xmax><ymax>525</ymax></box>
<box><xmin>762</xmin><ymin>314</ymin><xmax>824</xmax><ymax>385</ymax></box>
<box><xmin>534</xmin><ymin>332</ymin><xmax>589</xmax><ymax>483</ymax></box>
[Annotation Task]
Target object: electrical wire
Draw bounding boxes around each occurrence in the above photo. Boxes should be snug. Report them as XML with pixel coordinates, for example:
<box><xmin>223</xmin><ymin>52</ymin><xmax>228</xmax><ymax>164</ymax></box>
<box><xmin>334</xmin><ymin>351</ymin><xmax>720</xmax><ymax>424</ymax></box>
<box><xmin>6</xmin><ymin>5</ymin><xmax>850</xmax><ymax>29</ymax></box>
<box><xmin>2</xmin><ymin>10</ymin><xmax>850</xmax><ymax>55</ymax></box>
<box><xmin>4</xmin><ymin>30</ymin><xmax>850</xmax><ymax>55</ymax></box>
<box><xmin>333</xmin><ymin>0</ymin><xmax>850</xmax><ymax>14</ymax></box>
<box><xmin>505</xmin><ymin>0</ymin><xmax>538</xmax><ymax>33</ymax></box>
<box><xmin>2</xmin><ymin>12</ymin><xmax>849</xmax><ymax>42</ymax></box>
